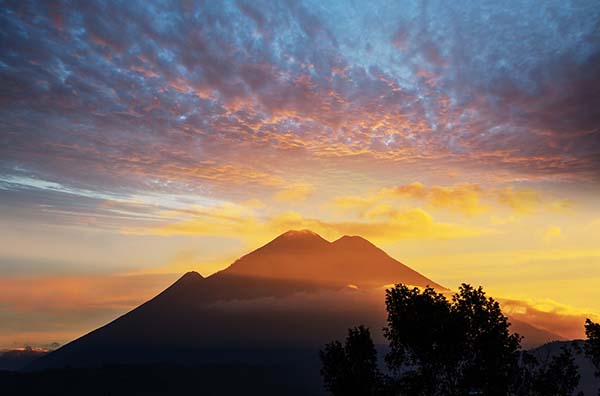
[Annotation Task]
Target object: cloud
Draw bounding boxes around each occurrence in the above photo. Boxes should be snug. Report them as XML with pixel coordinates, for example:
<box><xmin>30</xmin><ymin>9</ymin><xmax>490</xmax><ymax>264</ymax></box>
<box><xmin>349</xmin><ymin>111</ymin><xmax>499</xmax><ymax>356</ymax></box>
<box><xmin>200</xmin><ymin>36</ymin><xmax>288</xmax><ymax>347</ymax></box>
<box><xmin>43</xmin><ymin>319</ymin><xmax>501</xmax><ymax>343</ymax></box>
<box><xmin>331</xmin><ymin>182</ymin><xmax>487</xmax><ymax>216</ymax></box>
<box><xmin>496</xmin><ymin>186</ymin><xmax>541</xmax><ymax>214</ymax></box>
<box><xmin>0</xmin><ymin>0</ymin><xmax>599</xmax><ymax>212</ymax></box>
<box><xmin>500</xmin><ymin>297</ymin><xmax>599</xmax><ymax>340</ymax></box>
<box><xmin>385</xmin><ymin>182</ymin><xmax>427</xmax><ymax>199</ymax></box>
<box><xmin>542</xmin><ymin>226</ymin><xmax>563</xmax><ymax>242</ymax></box>
<box><xmin>274</xmin><ymin>183</ymin><xmax>314</xmax><ymax>202</ymax></box>
<box><xmin>0</xmin><ymin>274</ymin><xmax>177</xmax><ymax>314</ymax></box>
<box><xmin>331</xmin><ymin>182</ymin><xmax>566</xmax><ymax>218</ymax></box>
<box><xmin>0</xmin><ymin>273</ymin><xmax>178</xmax><ymax>349</ymax></box>
<box><xmin>330</xmin><ymin>195</ymin><xmax>375</xmax><ymax>211</ymax></box>
<box><xmin>128</xmin><ymin>203</ymin><xmax>263</xmax><ymax>239</ymax></box>
<box><xmin>125</xmin><ymin>204</ymin><xmax>490</xmax><ymax>244</ymax></box>
<box><xmin>383</xmin><ymin>182</ymin><xmax>487</xmax><ymax>215</ymax></box>
<box><xmin>547</xmin><ymin>199</ymin><xmax>575</xmax><ymax>212</ymax></box>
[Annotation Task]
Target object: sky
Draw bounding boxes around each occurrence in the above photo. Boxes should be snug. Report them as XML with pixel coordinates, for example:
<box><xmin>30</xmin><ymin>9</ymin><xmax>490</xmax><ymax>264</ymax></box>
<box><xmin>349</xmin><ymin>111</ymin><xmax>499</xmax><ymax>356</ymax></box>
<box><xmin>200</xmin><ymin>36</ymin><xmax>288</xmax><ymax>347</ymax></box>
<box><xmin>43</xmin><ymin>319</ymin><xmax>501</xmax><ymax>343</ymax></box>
<box><xmin>1</xmin><ymin>0</ymin><xmax>599</xmax><ymax>349</ymax></box>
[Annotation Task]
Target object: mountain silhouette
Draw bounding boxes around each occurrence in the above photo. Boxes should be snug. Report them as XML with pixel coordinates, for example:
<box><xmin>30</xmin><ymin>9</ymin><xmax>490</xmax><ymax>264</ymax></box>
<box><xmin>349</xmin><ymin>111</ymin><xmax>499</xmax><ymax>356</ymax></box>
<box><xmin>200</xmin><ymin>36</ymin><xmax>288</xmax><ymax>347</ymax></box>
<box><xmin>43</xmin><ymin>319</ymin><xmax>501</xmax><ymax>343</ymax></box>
<box><xmin>26</xmin><ymin>230</ymin><xmax>559</xmax><ymax>377</ymax></box>
<box><xmin>27</xmin><ymin>230</ymin><xmax>442</xmax><ymax>371</ymax></box>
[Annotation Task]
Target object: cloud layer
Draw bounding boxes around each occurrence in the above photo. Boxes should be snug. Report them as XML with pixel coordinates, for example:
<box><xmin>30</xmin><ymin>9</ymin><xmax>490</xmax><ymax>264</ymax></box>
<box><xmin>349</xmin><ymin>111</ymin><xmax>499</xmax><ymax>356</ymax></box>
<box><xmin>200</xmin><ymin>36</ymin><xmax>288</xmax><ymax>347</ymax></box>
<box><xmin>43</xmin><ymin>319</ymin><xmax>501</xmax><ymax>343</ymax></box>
<box><xmin>1</xmin><ymin>0</ymin><xmax>599</xmax><ymax>206</ymax></box>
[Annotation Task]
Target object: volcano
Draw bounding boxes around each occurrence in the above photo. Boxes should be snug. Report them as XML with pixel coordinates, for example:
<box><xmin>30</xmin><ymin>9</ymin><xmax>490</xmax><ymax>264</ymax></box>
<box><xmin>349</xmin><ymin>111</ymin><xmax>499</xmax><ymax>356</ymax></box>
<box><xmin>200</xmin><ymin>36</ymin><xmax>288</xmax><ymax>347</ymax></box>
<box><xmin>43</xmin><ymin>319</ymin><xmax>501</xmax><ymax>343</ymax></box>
<box><xmin>222</xmin><ymin>229</ymin><xmax>445</xmax><ymax>289</ymax></box>
<box><xmin>26</xmin><ymin>230</ymin><xmax>559</xmax><ymax>392</ymax></box>
<box><xmin>27</xmin><ymin>230</ymin><xmax>442</xmax><ymax>372</ymax></box>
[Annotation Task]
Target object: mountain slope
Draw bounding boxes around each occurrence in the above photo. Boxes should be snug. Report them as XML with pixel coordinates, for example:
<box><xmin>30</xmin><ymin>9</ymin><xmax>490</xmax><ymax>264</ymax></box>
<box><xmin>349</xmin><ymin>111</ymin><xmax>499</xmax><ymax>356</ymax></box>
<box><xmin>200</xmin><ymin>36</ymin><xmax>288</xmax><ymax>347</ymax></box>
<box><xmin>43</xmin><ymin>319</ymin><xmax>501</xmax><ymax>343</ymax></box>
<box><xmin>27</xmin><ymin>230</ymin><xmax>442</xmax><ymax>371</ymax></box>
<box><xmin>224</xmin><ymin>230</ymin><xmax>445</xmax><ymax>289</ymax></box>
<box><xmin>510</xmin><ymin>318</ymin><xmax>566</xmax><ymax>349</ymax></box>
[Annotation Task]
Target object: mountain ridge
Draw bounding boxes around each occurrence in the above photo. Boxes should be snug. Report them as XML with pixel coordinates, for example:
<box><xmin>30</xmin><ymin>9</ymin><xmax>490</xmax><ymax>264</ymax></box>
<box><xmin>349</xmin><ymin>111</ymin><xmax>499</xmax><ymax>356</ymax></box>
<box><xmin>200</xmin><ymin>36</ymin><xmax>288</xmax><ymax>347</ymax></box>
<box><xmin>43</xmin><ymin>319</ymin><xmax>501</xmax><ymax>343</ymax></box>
<box><xmin>222</xmin><ymin>229</ymin><xmax>445</xmax><ymax>289</ymax></box>
<box><xmin>26</xmin><ymin>230</ymin><xmax>559</xmax><ymax>374</ymax></box>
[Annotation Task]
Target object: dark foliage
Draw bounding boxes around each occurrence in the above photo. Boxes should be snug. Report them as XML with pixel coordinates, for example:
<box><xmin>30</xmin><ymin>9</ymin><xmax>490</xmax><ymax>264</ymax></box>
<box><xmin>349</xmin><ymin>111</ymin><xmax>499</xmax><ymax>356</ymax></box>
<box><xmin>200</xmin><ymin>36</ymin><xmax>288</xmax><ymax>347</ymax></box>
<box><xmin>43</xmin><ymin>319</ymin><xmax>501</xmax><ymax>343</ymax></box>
<box><xmin>585</xmin><ymin>319</ymin><xmax>600</xmax><ymax>395</ymax></box>
<box><xmin>526</xmin><ymin>346</ymin><xmax>582</xmax><ymax>396</ymax></box>
<box><xmin>384</xmin><ymin>284</ymin><xmax>521</xmax><ymax>395</ymax></box>
<box><xmin>321</xmin><ymin>283</ymin><xmax>582</xmax><ymax>396</ymax></box>
<box><xmin>320</xmin><ymin>326</ymin><xmax>386</xmax><ymax>396</ymax></box>
<box><xmin>585</xmin><ymin>319</ymin><xmax>600</xmax><ymax>376</ymax></box>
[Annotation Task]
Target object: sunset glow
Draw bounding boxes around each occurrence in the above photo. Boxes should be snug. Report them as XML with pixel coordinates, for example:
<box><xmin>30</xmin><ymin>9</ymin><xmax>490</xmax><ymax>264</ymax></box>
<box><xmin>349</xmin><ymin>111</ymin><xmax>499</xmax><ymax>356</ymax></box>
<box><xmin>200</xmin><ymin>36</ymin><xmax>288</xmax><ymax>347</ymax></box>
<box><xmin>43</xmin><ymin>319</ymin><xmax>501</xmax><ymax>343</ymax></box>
<box><xmin>1</xmin><ymin>0</ymin><xmax>599</xmax><ymax>351</ymax></box>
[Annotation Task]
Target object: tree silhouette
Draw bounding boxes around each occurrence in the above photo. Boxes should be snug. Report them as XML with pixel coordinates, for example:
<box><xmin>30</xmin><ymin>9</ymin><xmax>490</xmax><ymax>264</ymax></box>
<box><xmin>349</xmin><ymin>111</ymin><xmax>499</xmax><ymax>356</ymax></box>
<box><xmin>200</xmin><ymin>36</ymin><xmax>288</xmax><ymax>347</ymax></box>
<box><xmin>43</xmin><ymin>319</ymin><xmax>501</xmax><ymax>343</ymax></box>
<box><xmin>384</xmin><ymin>284</ymin><xmax>521</xmax><ymax>395</ymax></box>
<box><xmin>320</xmin><ymin>326</ymin><xmax>384</xmax><ymax>396</ymax></box>
<box><xmin>585</xmin><ymin>318</ymin><xmax>600</xmax><ymax>394</ymax></box>
<box><xmin>321</xmin><ymin>283</ymin><xmax>582</xmax><ymax>396</ymax></box>
<box><xmin>527</xmin><ymin>346</ymin><xmax>582</xmax><ymax>396</ymax></box>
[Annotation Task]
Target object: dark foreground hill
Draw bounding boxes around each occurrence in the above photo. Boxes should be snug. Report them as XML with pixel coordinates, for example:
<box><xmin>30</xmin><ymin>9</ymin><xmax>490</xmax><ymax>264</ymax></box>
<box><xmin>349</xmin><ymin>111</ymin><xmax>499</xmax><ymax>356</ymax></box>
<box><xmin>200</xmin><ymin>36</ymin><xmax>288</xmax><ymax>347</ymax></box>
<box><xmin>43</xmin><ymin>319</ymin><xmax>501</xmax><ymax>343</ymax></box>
<box><xmin>1</xmin><ymin>363</ymin><xmax>324</xmax><ymax>396</ymax></box>
<box><xmin>0</xmin><ymin>349</ymin><xmax>47</xmax><ymax>371</ymax></box>
<box><xmin>3</xmin><ymin>342</ymin><xmax>598</xmax><ymax>396</ymax></box>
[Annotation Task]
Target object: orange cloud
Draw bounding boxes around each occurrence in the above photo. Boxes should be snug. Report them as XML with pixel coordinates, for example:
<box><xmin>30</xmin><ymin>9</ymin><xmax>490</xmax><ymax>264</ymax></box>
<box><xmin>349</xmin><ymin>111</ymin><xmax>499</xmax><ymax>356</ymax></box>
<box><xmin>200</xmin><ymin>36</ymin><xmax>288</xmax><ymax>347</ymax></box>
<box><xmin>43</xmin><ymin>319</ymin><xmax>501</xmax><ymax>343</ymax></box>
<box><xmin>0</xmin><ymin>273</ymin><xmax>178</xmax><ymax>349</ymax></box>
<box><xmin>124</xmin><ymin>204</ymin><xmax>490</xmax><ymax>245</ymax></box>
<box><xmin>496</xmin><ymin>186</ymin><xmax>541</xmax><ymax>214</ymax></box>
<box><xmin>331</xmin><ymin>182</ymin><xmax>489</xmax><ymax>216</ymax></box>
<box><xmin>330</xmin><ymin>195</ymin><xmax>374</xmax><ymax>211</ymax></box>
<box><xmin>274</xmin><ymin>182</ymin><xmax>314</xmax><ymax>202</ymax></box>
<box><xmin>0</xmin><ymin>274</ymin><xmax>176</xmax><ymax>313</ymax></box>
<box><xmin>542</xmin><ymin>225</ymin><xmax>563</xmax><ymax>242</ymax></box>
<box><xmin>332</xmin><ymin>182</ymin><xmax>569</xmax><ymax>217</ymax></box>
<box><xmin>548</xmin><ymin>198</ymin><xmax>575</xmax><ymax>212</ymax></box>
<box><xmin>500</xmin><ymin>297</ymin><xmax>600</xmax><ymax>340</ymax></box>
<box><xmin>386</xmin><ymin>181</ymin><xmax>428</xmax><ymax>199</ymax></box>
<box><xmin>332</xmin><ymin>182</ymin><xmax>487</xmax><ymax>216</ymax></box>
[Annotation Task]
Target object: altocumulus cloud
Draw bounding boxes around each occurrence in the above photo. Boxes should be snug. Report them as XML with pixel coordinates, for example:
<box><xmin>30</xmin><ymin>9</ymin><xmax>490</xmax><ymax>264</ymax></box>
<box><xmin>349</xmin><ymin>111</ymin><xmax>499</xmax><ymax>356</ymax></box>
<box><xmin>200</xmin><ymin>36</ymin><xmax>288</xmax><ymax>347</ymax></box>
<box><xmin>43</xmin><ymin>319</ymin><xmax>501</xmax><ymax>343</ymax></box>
<box><xmin>0</xmin><ymin>0</ymin><xmax>599</xmax><ymax>209</ymax></box>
